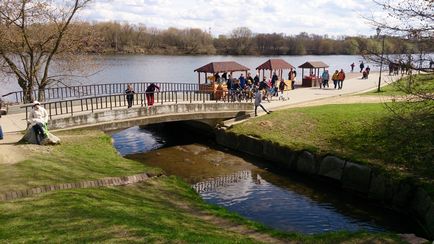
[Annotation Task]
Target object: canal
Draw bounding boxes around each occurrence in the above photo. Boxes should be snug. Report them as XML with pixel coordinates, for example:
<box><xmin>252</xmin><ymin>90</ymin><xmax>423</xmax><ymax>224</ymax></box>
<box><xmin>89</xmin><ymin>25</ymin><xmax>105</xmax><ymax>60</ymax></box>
<box><xmin>110</xmin><ymin>122</ymin><xmax>421</xmax><ymax>235</ymax></box>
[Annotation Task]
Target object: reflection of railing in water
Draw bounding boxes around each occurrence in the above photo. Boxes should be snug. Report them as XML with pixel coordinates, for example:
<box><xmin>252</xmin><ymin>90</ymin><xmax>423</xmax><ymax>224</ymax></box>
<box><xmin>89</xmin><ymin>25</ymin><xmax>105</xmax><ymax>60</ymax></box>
<box><xmin>192</xmin><ymin>170</ymin><xmax>251</xmax><ymax>193</ymax></box>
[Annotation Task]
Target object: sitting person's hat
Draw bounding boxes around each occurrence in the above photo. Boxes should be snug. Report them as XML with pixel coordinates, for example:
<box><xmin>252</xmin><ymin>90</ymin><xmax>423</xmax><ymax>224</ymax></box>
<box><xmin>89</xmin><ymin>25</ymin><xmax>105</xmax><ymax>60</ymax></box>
<box><xmin>32</xmin><ymin>101</ymin><xmax>40</xmax><ymax>106</ymax></box>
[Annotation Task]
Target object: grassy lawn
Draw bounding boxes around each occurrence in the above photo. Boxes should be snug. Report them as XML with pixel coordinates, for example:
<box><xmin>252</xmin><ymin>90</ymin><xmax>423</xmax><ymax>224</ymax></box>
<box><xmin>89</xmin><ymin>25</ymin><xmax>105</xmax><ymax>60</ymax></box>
<box><xmin>368</xmin><ymin>73</ymin><xmax>434</xmax><ymax>95</ymax></box>
<box><xmin>0</xmin><ymin>130</ymin><xmax>161</xmax><ymax>194</ymax></box>
<box><xmin>229</xmin><ymin>103</ymin><xmax>433</xmax><ymax>184</ymax></box>
<box><xmin>0</xmin><ymin>177</ymin><xmax>262</xmax><ymax>243</ymax></box>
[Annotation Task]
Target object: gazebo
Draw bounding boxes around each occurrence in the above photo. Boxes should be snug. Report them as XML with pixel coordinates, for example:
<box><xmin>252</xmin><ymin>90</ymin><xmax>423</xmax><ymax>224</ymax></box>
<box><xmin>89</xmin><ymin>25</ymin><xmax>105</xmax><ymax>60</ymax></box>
<box><xmin>194</xmin><ymin>61</ymin><xmax>250</xmax><ymax>86</ymax></box>
<box><xmin>298</xmin><ymin>61</ymin><xmax>329</xmax><ymax>87</ymax></box>
<box><xmin>194</xmin><ymin>61</ymin><xmax>250</xmax><ymax>99</ymax></box>
<box><xmin>256</xmin><ymin>59</ymin><xmax>295</xmax><ymax>90</ymax></box>
<box><xmin>256</xmin><ymin>59</ymin><xmax>295</xmax><ymax>80</ymax></box>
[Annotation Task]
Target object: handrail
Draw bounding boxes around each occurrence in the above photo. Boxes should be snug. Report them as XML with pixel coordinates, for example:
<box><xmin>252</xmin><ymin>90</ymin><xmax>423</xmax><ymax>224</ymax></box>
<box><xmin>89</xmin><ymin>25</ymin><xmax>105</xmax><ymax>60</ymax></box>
<box><xmin>21</xmin><ymin>89</ymin><xmax>254</xmax><ymax>122</ymax></box>
<box><xmin>3</xmin><ymin>82</ymin><xmax>199</xmax><ymax>103</ymax></box>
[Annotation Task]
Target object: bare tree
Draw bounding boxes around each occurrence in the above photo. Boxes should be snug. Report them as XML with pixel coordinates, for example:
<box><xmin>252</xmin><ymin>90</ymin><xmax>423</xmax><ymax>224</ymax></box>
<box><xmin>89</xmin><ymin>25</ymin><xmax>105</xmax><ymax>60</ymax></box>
<box><xmin>0</xmin><ymin>0</ymin><xmax>91</xmax><ymax>103</ymax></box>
<box><xmin>364</xmin><ymin>0</ymin><xmax>434</xmax><ymax>143</ymax></box>
<box><xmin>365</xmin><ymin>0</ymin><xmax>433</xmax><ymax>73</ymax></box>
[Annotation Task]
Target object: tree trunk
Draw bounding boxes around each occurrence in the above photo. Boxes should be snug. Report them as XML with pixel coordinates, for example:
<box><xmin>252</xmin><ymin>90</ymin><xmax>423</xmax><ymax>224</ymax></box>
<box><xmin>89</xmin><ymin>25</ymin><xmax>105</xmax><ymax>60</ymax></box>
<box><xmin>38</xmin><ymin>85</ymin><xmax>46</xmax><ymax>102</ymax></box>
<box><xmin>18</xmin><ymin>77</ymin><xmax>33</xmax><ymax>103</ymax></box>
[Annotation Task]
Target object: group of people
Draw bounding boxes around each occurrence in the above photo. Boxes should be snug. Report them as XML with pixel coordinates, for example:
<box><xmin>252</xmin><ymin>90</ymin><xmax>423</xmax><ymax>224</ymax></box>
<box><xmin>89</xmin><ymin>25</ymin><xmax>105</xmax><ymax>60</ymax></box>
<box><xmin>351</xmin><ymin>61</ymin><xmax>371</xmax><ymax>79</ymax></box>
<box><xmin>124</xmin><ymin>83</ymin><xmax>160</xmax><ymax>108</ymax></box>
<box><xmin>314</xmin><ymin>69</ymin><xmax>346</xmax><ymax>89</ymax></box>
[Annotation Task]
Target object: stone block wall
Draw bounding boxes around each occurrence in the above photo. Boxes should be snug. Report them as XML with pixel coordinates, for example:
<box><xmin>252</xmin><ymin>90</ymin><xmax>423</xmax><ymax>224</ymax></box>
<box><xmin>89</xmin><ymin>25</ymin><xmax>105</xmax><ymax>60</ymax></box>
<box><xmin>215</xmin><ymin>128</ymin><xmax>434</xmax><ymax>239</ymax></box>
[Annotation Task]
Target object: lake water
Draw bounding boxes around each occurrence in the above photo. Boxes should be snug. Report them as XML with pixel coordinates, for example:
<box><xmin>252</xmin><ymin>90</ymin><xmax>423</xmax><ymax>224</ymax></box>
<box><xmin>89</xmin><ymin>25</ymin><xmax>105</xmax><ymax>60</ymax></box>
<box><xmin>110</xmin><ymin>123</ymin><xmax>421</xmax><ymax>236</ymax></box>
<box><xmin>1</xmin><ymin>55</ymin><xmax>366</xmax><ymax>95</ymax></box>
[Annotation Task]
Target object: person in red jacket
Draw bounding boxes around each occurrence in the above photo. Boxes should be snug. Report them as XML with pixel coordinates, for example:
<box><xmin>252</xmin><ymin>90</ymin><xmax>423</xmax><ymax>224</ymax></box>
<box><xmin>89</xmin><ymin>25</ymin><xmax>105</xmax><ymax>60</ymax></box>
<box><xmin>145</xmin><ymin>83</ymin><xmax>160</xmax><ymax>106</ymax></box>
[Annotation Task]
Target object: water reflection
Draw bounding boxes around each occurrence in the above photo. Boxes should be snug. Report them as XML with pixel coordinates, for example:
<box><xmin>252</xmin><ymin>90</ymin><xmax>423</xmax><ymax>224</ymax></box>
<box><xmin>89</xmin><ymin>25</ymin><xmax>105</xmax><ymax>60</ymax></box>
<box><xmin>111</xmin><ymin>125</ymin><xmax>418</xmax><ymax>235</ymax></box>
<box><xmin>197</xmin><ymin>170</ymin><xmax>384</xmax><ymax>234</ymax></box>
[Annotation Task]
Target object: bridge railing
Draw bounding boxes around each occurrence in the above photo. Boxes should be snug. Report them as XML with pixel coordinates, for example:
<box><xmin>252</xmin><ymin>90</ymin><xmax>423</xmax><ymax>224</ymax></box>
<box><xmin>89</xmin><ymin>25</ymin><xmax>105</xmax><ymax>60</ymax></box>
<box><xmin>3</xmin><ymin>82</ymin><xmax>199</xmax><ymax>103</ymax></box>
<box><xmin>20</xmin><ymin>89</ymin><xmax>254</xmax><ymax>121</ymax></box>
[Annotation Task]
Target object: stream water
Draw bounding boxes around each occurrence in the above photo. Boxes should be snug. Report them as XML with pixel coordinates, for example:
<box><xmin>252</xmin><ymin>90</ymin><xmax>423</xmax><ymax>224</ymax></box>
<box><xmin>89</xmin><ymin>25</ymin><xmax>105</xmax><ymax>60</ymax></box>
<box><xmin>111</xmin><ymin>123</ymin><xmax>419</xmax><ymax>235</ymax></box>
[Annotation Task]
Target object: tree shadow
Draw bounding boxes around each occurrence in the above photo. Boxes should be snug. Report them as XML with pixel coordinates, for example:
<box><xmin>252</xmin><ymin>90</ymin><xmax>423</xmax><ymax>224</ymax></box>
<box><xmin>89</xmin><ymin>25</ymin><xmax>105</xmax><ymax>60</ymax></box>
<box><xmin>329</xmin><ymin>110</ymin><xmax>433</xmax><ymax>179</ymax></box>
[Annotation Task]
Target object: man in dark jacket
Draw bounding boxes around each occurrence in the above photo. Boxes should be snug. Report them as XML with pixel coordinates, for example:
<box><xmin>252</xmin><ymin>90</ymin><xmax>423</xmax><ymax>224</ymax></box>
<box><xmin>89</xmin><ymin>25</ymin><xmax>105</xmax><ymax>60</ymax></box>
<box><xmin>125</xmin><ymin>84</ymin><xmax>135</xmax><ymax>108</ymax></box>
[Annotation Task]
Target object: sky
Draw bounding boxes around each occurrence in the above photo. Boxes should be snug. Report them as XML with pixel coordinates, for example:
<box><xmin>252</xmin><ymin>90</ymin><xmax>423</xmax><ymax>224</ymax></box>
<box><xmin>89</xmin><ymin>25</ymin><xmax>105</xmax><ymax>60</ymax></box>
<box><xmin>79</xmin><ymin>0</ymin><xmax>381</xmax><ymax>37</ymax></box>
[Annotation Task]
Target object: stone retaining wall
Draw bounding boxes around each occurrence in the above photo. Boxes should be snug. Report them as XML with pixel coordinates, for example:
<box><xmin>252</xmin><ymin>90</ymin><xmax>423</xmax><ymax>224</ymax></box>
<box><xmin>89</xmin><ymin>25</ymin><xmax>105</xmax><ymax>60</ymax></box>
<box><xmin>215</xmin><ymin>128</ymin><xmax>434</xmax><ymax>239</ymax></box>
<box><xmin>0</xmin><ymin>172</ymin><xmax>161</xmax><ymax>202</ymax></box>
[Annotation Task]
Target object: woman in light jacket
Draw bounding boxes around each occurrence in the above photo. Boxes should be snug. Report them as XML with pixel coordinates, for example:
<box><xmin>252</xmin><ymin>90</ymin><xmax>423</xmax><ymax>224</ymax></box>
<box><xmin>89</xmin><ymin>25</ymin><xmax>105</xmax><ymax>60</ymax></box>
<box><xmin>29</xmin><ymin>101</ymin><xmax>49</xmax><ymax>144</ymax></box>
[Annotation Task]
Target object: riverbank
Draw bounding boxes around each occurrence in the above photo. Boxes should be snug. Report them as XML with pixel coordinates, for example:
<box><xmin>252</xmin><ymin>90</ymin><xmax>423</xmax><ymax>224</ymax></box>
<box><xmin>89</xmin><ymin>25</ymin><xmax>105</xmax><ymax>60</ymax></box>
<box><xmin>221</xmin><ymin>91</ymin><xmax>433</xmax><ymax>239</ymax></box>
<box><xmin>0</xmin><ymin>129</ymin><xmax>408</xmax><ymax>243</ymax></box>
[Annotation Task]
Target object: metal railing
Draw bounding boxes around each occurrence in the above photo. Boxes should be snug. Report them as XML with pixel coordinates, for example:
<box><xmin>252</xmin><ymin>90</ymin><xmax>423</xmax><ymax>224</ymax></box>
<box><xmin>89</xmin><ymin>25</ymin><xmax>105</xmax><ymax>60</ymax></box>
<box><xmin>3</xmin><ymin>82</ymin><xmax>199</xmax><ymax>103</ymax></box>
<box><xmin>21</xmin><ymin>89</ymin><xmax>253</xmax><ymax>121</ymax></box>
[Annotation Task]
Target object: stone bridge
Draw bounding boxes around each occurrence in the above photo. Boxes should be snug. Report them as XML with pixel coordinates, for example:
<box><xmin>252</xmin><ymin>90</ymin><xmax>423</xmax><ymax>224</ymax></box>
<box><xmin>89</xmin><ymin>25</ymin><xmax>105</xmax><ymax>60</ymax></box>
<box><xmin>49</xmin><ymin>102</ymin><xmax>253</xmax><ymax>131</ymax></box>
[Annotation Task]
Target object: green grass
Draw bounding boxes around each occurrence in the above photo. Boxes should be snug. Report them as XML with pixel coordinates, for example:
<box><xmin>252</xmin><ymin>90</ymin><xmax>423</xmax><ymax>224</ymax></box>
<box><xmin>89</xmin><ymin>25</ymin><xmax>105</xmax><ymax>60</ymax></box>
<box><xmin>367</xmin><ymin>73</ymin><xmax>434</xmax><ymax>95</ymax></box>
<box><xmin>230</xmin><ymin>103</ymin><xmax>433</xmax><ymax>181</ymax></box>
<box><xmin>0</xmin><ymin>130</ymin><xmax>161</xmax><ymax>194</ymax></box>
<box><xmin>0</xmin><ymin>177</ymin><xmax>262</xmax><ymax>243</ymax></box>
<box><xmin>0</xmin><ymin>176</ymin><xmax>402</xmax><ymax>243</ymax></box>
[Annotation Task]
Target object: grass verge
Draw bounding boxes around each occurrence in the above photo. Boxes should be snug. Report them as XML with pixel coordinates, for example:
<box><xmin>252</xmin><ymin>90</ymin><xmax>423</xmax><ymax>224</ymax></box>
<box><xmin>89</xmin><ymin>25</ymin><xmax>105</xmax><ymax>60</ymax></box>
<box><xmin>0</xmin><ymin>130</ymin><xmax>161</xmax><ymax>194</ymax></box>
<box><xmin>367</xmin><ymin>73</ymin><xmax>434</xmax><ymax>96</ymax></box>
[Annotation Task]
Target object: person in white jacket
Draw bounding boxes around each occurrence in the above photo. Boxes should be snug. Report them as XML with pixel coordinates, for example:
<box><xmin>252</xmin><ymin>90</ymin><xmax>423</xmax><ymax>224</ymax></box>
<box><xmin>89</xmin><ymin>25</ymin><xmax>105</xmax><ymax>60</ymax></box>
<box><xmin>29</xmin><ymin>101</ymin><xmax>48</xmax><ymax>144</ymax></box>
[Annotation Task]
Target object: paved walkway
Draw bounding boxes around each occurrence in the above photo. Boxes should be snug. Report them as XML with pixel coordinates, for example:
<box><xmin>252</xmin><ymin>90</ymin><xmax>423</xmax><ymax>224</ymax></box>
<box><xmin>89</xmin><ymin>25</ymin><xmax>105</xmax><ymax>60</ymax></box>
<box><xmin>0</xmin><ymin>72</ymin><xmax>398</xmax><ymax>135</ymax></box>
<box><xmin>263</xmin><ymin>71</ymin><xmax>397</xmax><ymax>112</ymax></box>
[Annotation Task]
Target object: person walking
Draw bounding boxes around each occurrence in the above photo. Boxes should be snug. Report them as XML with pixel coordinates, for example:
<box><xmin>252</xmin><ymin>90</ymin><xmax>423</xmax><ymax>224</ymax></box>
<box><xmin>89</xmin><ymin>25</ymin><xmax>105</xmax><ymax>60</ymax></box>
<box><xmin>332</xmin><ymin>70</ymin><xmax>339</xmax><ymax>89</ymax></box>
<box><xmin>28</xmin><ymin>101</ymin><xmax>49</xmax><ymax>145</ymax></box>
<box><xmin>145</xmin><ymin>83</ymin><xmax>160</xmax><ymax>106</ymax></box>
<box><xmin>125</xmin><ymin>84</ymin><xmax>135</xmax><ymax>108</ymax></box>
<box><xmin>359</xmin><ymin>61</ymin><xmax>365</xmax><ymax>73</ymax></box>
<box><xmin>350</xmin><ymin>62</ymin><xmax>355</xmax><ymax>72</ymax></box>
<box><xmin>254</xmin><ymin>88</ymin><xmax>270</xmax><ymax>116</ymax></box>
<box><xmin>337</xmin><ymin>69</ymin><xmax>346</xmax><ymax>89</ymax></box>
<box><xmin>321</xmin><ymin>70</ymin><xmax>330</xmax><ymax>88</ymax></box>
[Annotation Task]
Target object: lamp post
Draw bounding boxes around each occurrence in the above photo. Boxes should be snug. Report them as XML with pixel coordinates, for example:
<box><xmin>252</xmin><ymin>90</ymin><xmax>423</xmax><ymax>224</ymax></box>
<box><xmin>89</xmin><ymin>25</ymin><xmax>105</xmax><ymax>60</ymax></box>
<box><xmin>376</xmin><ymin>27</ymin><xmax>385</xmax><ymax>92</ymax></box>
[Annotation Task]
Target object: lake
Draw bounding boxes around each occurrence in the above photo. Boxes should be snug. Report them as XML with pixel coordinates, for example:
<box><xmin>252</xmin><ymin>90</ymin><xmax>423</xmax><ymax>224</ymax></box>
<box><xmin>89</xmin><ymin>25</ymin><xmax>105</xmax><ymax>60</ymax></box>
<box><xmin>1</xmin><ymin>55</ymin><xmax>367</xmax><ymax>95</ymax></box>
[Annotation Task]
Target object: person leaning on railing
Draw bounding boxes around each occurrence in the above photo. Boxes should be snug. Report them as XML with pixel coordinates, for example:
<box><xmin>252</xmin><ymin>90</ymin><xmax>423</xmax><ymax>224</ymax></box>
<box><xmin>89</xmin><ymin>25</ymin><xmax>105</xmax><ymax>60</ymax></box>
<box><xmin>28</xmin><ymin>101</ymin><xmax>49</xmax><ymax>145</ymax></box>
<box><xmin>145</xmin><ymin>83</ymin><xmax>160</xmax><ymax>106</ymax></box>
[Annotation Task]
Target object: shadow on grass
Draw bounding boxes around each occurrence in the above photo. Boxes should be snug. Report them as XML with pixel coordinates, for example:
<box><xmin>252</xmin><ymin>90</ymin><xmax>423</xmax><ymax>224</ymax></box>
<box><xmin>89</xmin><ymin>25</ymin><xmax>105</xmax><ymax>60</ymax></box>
<box><xmin>330</xmin><ymin>110</ymin><xmax>433</xmax><ymax>179</ymax></box>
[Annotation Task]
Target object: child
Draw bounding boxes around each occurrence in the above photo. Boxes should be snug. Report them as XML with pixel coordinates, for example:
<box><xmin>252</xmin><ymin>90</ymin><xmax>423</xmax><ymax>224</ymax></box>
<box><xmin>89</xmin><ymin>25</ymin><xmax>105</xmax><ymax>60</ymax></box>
<box><xmin>278</xmin><ymin>79</ymin><xmax>288</xmax><ymax>101</ymax></box>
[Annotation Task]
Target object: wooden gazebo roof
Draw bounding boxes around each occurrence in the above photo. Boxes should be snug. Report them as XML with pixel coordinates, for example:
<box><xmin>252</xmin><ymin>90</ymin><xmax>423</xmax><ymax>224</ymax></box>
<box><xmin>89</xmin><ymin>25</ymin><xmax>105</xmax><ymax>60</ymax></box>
<box><xmin>256</xmin><ymin>59</ymin><xmax>294</xmax><ymax>70</ymax></box>
<box><xmin>194</xmin><ymin>61</ymin><xmax>250</xmax><ymax>73</ymax></box>
<box><xmin>298</xmin><ymin>61</ymin><xmax>329</xmax><ymax>69</ymax></box>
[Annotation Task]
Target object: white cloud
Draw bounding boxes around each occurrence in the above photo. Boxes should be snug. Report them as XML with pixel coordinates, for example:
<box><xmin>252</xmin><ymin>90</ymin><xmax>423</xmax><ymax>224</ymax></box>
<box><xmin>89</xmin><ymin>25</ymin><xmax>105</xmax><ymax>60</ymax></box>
<box><xmin>79</xmin><ymin>0</ymin><xmax>381</xmax><ymax>36</ymax></box>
